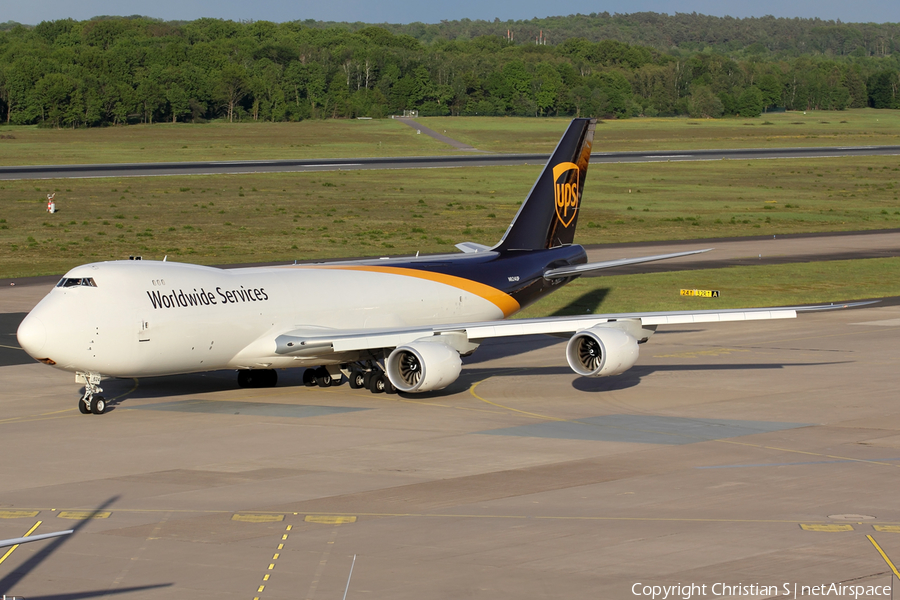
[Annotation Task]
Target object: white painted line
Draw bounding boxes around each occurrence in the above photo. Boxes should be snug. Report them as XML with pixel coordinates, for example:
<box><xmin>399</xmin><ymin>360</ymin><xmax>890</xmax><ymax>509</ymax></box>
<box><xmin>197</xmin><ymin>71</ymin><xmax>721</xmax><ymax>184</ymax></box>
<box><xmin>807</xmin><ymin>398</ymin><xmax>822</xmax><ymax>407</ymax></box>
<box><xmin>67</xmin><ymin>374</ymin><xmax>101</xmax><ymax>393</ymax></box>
<box><xmin>852</xmin><ymin>318</ymin><xmax>900</xmax><ymax>327</ymax></box>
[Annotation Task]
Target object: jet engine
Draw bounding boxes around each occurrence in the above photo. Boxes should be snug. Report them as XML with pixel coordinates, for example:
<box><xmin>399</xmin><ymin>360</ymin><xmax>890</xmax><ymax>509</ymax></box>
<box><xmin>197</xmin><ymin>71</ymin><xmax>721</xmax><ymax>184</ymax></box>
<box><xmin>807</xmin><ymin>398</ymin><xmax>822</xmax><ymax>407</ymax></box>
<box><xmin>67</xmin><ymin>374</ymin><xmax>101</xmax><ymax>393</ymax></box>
<box><xmin>565</xmin><ymin>326</ymin><xmax>639</xmax><ymax>377</ymax></box>
<box><xmin>386</xmin><ymin>340</ymin><xmax>462</xmax><ymax>393</ymax></box>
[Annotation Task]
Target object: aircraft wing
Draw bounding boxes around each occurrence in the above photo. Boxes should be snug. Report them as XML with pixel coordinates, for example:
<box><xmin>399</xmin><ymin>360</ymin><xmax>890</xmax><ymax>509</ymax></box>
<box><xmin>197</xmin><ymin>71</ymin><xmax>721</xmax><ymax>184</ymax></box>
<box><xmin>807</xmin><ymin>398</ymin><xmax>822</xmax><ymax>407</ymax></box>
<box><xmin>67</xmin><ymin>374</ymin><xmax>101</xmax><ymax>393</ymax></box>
<box><xmin>274</xmin><ymin>302</ymin><xmax>866</xmax><ymax>356</ymax></box>
<box><xmin>543</xmin><ymin>248</ymin><xmax>712</xmax><ymax>278</ymax></box>
<box><xmin>0</xmin><ymin>529</ymin><xmax>73</xmax><ymax>549</ymax></box>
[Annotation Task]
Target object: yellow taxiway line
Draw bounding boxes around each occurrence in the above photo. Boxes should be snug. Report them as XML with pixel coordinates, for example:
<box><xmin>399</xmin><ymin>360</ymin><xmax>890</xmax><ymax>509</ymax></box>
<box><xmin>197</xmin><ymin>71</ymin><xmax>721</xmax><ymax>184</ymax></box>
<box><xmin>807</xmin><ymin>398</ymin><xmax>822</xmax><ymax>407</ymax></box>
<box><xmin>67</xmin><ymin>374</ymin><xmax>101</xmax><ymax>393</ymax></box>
<box><xmin>0</xmin><ymin>521</ymin><xmax>41</xmax><ymax>566</ymax></box>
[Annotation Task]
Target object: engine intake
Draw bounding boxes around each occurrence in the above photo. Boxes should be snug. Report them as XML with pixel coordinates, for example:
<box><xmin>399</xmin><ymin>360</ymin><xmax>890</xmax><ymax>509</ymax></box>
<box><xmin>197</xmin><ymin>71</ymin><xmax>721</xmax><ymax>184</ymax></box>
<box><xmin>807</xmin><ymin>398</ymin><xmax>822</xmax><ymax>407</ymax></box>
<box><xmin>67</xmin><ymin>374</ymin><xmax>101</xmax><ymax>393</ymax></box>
<box><xmin>386</xmin><ymin>340</ymin><xmax>462</xmax><ymax>393</ymax></box>
<box><xmin>565</xmin><ymin>326</ymin><xmax>639</xmax><ymax>377</ymax></box>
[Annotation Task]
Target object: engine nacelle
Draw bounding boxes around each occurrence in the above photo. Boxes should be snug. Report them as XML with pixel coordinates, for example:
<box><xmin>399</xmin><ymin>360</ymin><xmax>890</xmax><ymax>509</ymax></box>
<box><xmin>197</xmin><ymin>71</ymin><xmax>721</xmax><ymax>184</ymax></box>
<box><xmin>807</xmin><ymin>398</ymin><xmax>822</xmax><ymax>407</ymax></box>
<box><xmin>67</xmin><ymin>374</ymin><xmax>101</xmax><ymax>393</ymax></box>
<box><xmin>565</xmin><ymin>326</ymin><xmax>639</xmax><ymax>377</ymax></box>
<box><xmin>386</xmin><ymin>340</ymin><xmax>462</xmax><ymax>393</ymax></box>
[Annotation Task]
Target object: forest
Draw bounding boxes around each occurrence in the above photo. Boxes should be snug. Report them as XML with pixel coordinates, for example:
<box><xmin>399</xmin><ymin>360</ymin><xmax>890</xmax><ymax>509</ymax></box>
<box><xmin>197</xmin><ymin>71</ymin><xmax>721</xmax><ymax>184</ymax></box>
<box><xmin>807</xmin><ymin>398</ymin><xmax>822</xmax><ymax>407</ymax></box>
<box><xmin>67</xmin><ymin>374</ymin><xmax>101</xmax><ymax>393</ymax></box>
<box><xmin>1</xmin><ymin>12</ymin><xmax>899</xmax><ymax>127</ymax></box>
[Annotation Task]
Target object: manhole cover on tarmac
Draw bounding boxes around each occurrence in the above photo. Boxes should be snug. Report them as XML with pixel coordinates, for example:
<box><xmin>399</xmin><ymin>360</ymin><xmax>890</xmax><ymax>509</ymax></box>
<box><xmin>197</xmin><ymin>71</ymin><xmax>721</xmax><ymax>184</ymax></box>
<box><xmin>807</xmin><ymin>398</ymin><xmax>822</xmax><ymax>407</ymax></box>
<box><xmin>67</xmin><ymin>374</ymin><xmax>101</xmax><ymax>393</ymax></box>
<box><xmin>828</xmin><ymin>514</ymin><xmax>876</xmax><ymax>521</ymax></box>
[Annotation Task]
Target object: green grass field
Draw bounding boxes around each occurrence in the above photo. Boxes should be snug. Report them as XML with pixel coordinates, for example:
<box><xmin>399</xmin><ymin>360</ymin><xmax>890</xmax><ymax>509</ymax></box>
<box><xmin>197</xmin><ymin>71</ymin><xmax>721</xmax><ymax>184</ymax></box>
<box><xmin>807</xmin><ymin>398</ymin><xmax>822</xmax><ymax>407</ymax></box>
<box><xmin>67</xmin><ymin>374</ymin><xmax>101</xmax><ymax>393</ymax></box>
<box><xmin>1</xmin><ymin>109</ymin><xmax>899</xmax><ymax>165</ymax></box>
<box><xmin>3</xmin><ymin>154</ymin><xmax>898</xmax><ymax>279</ymax></box>
<box><xmin>0</xmin><ymin>119</ymin><xmax>460</xmax><ymax>166</ymax></box>
<box><xmin>421</xmin><ymin>109</ymin><xmax>900</xmax><ymax>152</ymax></box>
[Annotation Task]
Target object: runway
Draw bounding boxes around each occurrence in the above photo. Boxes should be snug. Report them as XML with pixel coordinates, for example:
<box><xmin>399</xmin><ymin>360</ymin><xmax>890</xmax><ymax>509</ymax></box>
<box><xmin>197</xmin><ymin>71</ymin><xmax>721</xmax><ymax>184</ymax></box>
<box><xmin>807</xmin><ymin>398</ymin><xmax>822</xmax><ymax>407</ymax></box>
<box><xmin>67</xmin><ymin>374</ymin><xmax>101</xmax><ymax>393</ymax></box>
<box><xmin>2</xmin><ymin>230</ymin><xmax>900</xmax><ymax>598</ymax></box>
<box><xmin>2</xmin><ymin>144</ymin><xmax>900</xmax><ymax>179</ymax></box>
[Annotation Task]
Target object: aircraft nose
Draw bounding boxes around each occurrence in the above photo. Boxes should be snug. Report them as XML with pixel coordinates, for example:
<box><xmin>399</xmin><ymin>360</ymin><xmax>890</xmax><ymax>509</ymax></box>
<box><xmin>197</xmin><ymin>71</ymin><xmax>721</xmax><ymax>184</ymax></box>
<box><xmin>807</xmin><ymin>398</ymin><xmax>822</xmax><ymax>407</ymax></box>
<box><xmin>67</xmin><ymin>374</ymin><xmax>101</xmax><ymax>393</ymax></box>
<box><xmin>17</xmin><ymin>313</ymin><xmax>46</xmax><ymax>357</ymax></box>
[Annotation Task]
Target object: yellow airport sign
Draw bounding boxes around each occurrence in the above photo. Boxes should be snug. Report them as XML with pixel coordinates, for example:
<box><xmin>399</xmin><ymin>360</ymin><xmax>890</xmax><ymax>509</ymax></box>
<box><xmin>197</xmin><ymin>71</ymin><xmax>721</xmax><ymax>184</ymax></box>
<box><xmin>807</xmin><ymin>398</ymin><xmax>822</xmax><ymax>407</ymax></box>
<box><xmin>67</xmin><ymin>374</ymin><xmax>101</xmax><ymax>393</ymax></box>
<box><xmin>681</xmin><ymin>289</ymin><xmax>720</xmax><ymax>298</ymax></box>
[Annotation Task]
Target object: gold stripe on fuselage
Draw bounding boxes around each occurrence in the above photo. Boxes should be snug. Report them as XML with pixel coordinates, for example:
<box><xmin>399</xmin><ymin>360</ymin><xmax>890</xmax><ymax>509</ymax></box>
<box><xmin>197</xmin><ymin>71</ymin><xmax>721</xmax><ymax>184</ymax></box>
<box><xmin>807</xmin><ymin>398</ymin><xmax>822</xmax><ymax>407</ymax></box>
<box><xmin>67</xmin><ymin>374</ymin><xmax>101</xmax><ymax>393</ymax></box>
<box><xmin>288</xmin><ymin>265</ymin><xmax>521</xmax><ymax>317</ymax></box>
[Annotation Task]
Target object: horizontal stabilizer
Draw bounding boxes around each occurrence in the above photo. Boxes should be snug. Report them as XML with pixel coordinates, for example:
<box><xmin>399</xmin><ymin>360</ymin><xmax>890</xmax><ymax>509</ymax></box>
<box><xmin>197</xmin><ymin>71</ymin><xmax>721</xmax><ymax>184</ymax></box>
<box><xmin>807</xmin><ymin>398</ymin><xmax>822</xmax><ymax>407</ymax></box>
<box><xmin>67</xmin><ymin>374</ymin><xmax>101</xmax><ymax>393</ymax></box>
<box><xmin>455</xmin><ymin>242</ymin><xmax>492</xmax><ymax>254</ymax></box>
<box><xmin>0</xmin><ymin>529</ymin><xmax>73</xmax><ymax>549</ymax></box>
<box><xmin>544</xmin><ymin>248</ymin><xmax>712</xmax><ymax>278</ymax></box>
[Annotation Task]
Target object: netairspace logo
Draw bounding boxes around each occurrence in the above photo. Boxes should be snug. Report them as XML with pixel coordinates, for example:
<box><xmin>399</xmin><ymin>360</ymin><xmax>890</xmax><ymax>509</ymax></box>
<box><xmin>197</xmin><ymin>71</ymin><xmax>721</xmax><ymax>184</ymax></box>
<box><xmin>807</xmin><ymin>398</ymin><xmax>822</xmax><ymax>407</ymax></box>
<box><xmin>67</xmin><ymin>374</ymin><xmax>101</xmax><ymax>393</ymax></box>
<box><xmin>632</xmin><ymin>582</ymin><xmax>891</xmax><ymax>599</ymax></box>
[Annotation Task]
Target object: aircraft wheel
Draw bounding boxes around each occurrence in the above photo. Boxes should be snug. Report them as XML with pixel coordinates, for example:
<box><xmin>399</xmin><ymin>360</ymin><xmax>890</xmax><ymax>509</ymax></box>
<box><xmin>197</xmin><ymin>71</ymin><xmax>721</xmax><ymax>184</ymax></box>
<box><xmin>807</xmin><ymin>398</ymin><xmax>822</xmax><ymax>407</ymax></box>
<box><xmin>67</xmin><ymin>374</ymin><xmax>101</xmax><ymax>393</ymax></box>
<box><xmin>368</xmin><ymin>374</ymin><xmax>385</xmax><ymax>394</ymax></box>
<box><xmin>383</xmin><ymin>377</ymin><xmax>397</xmax><ymax>395</ymax></box>
<box><xmin>314</xmin><ymin>367</ymin><xmax>332</xmax><ymax>388</ymax></box>
<box><xmin>78</xmin><ymin>399</ymin><xmax>91</xmax><ymax>414</ymax></box>
<box><xmin>90</xmin><ymin>396</ymin><xmax>106</xmax><ymax>415</ymax></box>
<box><xmin>239</xmin><ymin>369</ymin><xmax>277</xmax><ymax>388</ymax></box>
<box><xmin>348</xmin><ymin>369</ymin><xmax>366</xmax><ymax>389</ymax></box>
<box><xmin>237</xmin><ymin>370</ymin><xmax>251</xmax><ymax>388</ymax></box>
<box><xmin>302</xmin><ymin>368</ymin><xmax>317</xmax><ymax>387</ymax></box>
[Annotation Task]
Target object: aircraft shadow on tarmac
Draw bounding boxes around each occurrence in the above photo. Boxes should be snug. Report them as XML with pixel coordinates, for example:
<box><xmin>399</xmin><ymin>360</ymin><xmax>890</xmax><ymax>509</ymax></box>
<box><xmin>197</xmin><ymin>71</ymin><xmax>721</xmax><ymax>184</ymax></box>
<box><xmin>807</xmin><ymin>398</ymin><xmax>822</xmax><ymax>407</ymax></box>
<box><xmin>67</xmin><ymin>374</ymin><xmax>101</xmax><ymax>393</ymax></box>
<box><xmin>16</xmin><ymin>584</ymin><xmax>173</xmax><ymax>600</ymax></box>
<box><xmin>0</xmin><ymin>496</ymin><xmax>173</xmax><ymax>599</ymax></box>
<box><xmin>92</xmin><ymin>358</ymin><xmax>852</xmax><ymax>405</ymax></box>
<box><xmin>570</xmin><ymin>361</ymin><xmax>854</xmax><ymax>393</ymax></box>
<box><xmin>454</xmin><ymin>361</ymin><xmax>854</xmax><ymax>395</ymax></box>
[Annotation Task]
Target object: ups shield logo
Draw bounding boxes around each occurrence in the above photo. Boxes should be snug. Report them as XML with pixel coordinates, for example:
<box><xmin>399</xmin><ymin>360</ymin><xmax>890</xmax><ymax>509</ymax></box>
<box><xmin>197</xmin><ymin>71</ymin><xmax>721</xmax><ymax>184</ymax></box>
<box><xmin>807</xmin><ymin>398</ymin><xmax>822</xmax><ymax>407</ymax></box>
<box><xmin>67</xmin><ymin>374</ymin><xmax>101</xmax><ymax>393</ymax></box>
<box><xmin>552</xmin><ymin>162</ymin><xmax>580</xmax><ymax>228</ymax></box>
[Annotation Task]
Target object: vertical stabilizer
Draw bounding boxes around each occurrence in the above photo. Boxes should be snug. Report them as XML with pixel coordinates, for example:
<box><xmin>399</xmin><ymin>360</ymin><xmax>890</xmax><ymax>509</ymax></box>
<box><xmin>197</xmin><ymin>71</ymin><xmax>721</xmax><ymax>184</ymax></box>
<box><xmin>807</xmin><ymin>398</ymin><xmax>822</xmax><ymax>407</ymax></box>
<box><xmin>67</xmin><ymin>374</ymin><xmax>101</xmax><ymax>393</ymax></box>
<box><xmin>494</xmin><ymin>118</ymin><xmax>596</xmax><ymax>251</ymax></box>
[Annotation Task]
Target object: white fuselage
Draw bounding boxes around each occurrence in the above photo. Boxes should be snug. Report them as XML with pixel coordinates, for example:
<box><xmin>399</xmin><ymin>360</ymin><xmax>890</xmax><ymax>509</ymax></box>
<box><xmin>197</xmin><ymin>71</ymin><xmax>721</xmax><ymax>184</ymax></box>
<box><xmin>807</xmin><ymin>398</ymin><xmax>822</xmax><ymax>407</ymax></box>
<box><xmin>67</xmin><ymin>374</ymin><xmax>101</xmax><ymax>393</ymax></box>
<box><xmin>17</xmin><ymin>260</ymin><xmax>507</xmax><ymax>378</ymax></box>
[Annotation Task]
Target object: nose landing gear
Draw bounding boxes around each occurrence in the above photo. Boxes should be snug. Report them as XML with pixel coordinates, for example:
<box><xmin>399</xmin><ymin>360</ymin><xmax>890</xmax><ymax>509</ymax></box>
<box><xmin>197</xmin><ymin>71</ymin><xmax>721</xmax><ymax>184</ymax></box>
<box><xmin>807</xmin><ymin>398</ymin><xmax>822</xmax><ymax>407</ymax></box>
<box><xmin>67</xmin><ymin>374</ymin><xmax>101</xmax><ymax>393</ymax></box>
<box><xmin>77</xmin><ymin>372</ymin><xmax>106</xmax><ymax>415</ymax></box>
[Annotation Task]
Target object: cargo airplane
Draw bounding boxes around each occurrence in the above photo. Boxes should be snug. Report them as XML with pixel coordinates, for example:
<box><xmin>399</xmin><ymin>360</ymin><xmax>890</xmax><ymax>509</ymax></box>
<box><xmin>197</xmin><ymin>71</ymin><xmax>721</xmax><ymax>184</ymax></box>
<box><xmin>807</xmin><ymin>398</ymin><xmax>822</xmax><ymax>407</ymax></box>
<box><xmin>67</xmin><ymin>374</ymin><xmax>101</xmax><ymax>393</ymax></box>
<box><xmin>17</xmin><ymin>119</ymin><xmax>852</xmax><ymax>414</ymax></box>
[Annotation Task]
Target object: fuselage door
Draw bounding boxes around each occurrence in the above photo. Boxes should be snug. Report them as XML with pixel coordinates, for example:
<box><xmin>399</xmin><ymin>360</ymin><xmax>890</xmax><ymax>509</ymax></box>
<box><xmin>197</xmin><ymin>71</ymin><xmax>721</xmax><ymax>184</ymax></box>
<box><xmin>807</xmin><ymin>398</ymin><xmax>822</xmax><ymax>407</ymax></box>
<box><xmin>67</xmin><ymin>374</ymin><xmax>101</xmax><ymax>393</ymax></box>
<box><xmin>138</xmin><ymin>319</ymin><xmax>150</xmax><ymax>342</ymax></box>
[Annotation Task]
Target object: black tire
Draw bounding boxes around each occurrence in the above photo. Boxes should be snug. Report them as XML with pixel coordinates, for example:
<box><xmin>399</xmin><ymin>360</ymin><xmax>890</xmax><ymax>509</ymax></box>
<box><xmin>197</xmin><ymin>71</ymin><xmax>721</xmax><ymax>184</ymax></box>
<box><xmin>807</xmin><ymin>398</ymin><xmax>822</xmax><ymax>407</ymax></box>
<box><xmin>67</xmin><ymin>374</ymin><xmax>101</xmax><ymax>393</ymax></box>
<box><xmin>363</xmin><ymin>371</ymin><xmax>375</xmax><ymax>389</ymax></box>
<box><xmin>237</xmin><ymin>370</ymin><xmax>251</xmax><ymax>388</ymax></box>
<box><xmin>348</xmin><ymin>369</ymin><xmax>366</xmax><ymax>389</ymax></box>
<box><xmin>239</xmin><ymin>369</ymin><xmax>277</xmax><ymax>388</ymax></box>
<box><xmin>369</xmin><ymin>374</ymin><xmax>386</xmax><ymax>394</ymax></box>
<box><xmin>264</xmin><ymin>369</ymin><xmax>278</xmax><ymax>387</ymax></box>
<box><xmin>302</xmin><ymin>368</ymin><xmax>317</xmax><ymax>387</ymax></box>
<box><xmin>383</xmin><ymin>377</ymin><xmax>397</xmax><ymax>394</ymax></box>
<box><xmin>78</xmin><ymin>399</ymin><xmax>91</xmax><ymax>414</ymax></box>
<box><xmin>90</xmin><ymin>396</ymin><xmax>106</xmax><ymax>415</ymax></box>
<box><xmin>314</xmin><ymin>366</ymin><xmax>332</xmax><ymax>388</ymax></box>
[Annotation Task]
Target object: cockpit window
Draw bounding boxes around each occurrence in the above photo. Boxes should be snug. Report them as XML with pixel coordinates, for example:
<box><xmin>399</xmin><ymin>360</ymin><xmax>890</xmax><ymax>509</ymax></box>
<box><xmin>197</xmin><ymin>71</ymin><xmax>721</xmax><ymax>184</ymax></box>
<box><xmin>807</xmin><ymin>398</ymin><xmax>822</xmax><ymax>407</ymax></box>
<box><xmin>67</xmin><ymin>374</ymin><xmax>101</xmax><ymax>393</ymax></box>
<box><xmin>57</xmin><ymin>277</ymin><xmax>97</xmax><ymax>288</ymax></box>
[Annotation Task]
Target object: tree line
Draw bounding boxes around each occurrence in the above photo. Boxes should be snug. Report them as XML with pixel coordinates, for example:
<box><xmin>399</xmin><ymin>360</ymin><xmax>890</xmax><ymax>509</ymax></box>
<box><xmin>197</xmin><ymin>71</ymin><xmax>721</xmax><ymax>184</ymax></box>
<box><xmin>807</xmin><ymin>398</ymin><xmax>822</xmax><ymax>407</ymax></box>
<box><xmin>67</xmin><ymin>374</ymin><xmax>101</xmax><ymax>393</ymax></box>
<box><xmin>0</xmin><ymin>15</ymin><xmax>899</xmax><ymax>128</ymax></box>
<box><xmin>371</xmin><ymin>12</ymin><xmax>900</xmax><ymax>59</ymax></box>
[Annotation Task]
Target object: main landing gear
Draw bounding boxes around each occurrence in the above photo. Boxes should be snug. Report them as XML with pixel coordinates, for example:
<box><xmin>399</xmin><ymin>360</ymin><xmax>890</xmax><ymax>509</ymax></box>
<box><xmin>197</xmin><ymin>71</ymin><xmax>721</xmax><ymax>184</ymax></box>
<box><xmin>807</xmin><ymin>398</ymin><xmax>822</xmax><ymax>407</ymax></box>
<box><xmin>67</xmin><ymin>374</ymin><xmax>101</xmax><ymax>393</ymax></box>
<box><xmin>77</xmin><ymin>372</ymin><xmax>106</xmax><ymax>415</ymax></box>
<box><xmin>238</xmin><ymin>363</ymin><xmax>397</xmax><ymax>395</ymax></box>
<box><xmin>347</xmin><ymin>362</ymin><xmax>395</xmax><ymax>395</ymax></box>
<box><xmin>302</xmin><ymin>366</ymin><xmax>341</xmax><ymax>388</ymax></box>
<box><xmin>300</xmin><ymin>363</ymin><xmax>396</xmax><ymax>394</ymax></box>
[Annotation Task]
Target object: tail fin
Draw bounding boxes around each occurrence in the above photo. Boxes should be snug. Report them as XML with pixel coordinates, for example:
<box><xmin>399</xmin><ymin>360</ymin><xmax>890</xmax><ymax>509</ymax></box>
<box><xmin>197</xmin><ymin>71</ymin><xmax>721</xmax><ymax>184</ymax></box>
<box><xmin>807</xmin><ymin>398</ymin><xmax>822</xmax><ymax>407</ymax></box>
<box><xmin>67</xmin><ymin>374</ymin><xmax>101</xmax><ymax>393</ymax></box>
<box><xmin>494</xmin><ymin>118</ymin><xmax>596</xmax><ymax>251</ymax></box>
